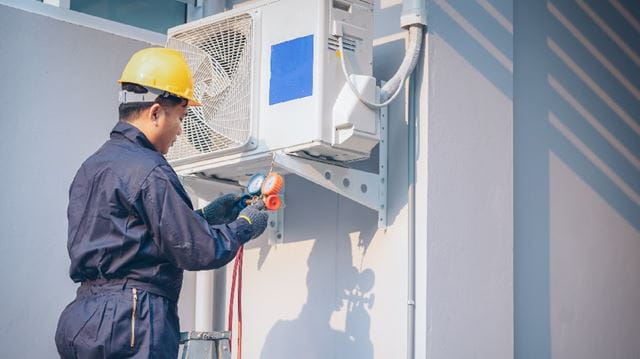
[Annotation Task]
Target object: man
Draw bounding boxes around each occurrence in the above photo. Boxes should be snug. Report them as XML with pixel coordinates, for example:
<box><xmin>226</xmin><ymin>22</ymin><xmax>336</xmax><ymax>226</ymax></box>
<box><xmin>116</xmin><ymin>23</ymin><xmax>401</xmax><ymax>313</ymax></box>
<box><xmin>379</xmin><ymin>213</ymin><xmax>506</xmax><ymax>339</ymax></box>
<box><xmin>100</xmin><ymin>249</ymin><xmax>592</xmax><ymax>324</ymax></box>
<box><xmin>54</xmin><ymin>48</ymin><xmax>267</xmax><ymax>358</ymax></box>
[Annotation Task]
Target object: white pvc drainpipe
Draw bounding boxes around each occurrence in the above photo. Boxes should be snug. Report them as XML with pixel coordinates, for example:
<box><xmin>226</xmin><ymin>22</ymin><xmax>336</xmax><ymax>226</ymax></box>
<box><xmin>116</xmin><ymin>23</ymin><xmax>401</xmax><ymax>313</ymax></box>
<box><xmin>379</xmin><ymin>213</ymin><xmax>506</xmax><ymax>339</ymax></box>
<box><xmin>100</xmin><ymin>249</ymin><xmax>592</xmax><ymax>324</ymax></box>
<box><xmin>402</xmin><ymin>2</ymin><xmax>426</xmax><ymax>359</ymax></box>
<box><xmin>194</xmin><ymin>269</ymin><xmax>215</xmax><ymax>331</ymax></box>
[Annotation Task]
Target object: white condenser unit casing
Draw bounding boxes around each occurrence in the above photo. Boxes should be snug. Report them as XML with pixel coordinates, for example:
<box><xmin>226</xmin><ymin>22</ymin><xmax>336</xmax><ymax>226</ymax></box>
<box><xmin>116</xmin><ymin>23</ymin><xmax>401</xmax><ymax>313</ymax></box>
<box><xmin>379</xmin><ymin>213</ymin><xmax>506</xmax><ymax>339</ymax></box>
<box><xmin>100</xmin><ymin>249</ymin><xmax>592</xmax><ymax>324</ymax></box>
<box><xmin>165</xmin><ymin>0</ymin><xmax>378</xmax><ymax>181</ymax></box>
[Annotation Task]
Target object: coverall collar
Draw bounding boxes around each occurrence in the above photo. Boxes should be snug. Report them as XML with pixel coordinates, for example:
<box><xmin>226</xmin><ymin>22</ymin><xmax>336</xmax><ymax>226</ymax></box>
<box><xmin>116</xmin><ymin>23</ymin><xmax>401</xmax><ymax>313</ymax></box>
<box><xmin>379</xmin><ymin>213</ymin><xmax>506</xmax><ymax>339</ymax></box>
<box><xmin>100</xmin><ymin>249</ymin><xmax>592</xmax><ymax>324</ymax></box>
<box><xmin>111</xmin><ymin>121</ymin><xmax>158</xmax><ymax>152</ymax></box>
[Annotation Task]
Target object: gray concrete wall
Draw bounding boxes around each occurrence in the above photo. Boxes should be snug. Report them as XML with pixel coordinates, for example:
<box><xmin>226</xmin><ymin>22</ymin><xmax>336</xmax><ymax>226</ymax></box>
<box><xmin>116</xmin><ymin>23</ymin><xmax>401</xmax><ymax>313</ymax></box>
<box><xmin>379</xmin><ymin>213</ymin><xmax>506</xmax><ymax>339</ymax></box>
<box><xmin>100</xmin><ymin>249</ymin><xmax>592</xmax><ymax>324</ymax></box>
<box><xmin>0</xmin><ymin>2</ymin><xmax>161</xmax><ymax>357</ymax></box>
<box><xmin>515</xmin><ymin>0</ymin><xmax>640</xmax><ymax>358</ymax></box>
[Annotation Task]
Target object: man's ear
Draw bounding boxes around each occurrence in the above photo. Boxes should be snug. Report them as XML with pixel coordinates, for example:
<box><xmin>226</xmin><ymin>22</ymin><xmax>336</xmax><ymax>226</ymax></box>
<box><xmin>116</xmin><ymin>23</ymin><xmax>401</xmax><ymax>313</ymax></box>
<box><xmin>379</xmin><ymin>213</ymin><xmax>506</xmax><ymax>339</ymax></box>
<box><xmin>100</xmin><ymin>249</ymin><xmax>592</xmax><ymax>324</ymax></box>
<box><xmin>148</xmin><ymin>103</ymin><xmax>162</xmax><ymax>125</ymax></box>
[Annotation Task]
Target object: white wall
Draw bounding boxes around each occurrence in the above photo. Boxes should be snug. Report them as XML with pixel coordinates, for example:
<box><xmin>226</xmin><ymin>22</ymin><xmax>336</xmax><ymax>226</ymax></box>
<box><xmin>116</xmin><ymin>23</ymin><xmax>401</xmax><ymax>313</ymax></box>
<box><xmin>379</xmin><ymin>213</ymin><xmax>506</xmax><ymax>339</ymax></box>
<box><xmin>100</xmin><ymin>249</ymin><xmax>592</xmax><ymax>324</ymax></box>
<box><xmin>424</xmin><ymin>0</ymin><xmax>515</xmax><ymax>357</ymax></box>
<box><xmin>0</xmin><ymin>2</ymin><xmax>161</xmax><ymax>357</ymax></box>
<box><xmin>549</xmin><ymin>153</ymin><xmax>640</xmax><ymax>358</ymax></box>
<box><xmin>515</xmin><ymin>0</ymin><xmax>640</xmax><ymax>358</ymax></box>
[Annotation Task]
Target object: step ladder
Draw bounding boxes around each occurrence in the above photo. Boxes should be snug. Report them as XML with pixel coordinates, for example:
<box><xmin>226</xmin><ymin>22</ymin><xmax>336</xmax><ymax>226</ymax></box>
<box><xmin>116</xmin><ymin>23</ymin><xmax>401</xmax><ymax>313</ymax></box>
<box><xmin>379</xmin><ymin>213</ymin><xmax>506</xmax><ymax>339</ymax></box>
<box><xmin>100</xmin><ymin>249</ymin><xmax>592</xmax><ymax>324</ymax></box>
<box><xmin>179</xmin><ymin>331</ymin><xmax>231</xmax><ymax>359</ymax></box>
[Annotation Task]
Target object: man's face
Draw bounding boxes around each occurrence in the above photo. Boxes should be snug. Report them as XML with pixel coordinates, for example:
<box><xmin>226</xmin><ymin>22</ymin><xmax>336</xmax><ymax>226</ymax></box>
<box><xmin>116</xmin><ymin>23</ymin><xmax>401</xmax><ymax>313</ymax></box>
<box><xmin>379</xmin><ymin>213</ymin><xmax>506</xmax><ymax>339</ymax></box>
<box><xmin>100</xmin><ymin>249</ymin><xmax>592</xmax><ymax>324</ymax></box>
<box><xmin>154</xmin><ymin>104</ymin><xmax>186</xmax><ymax>154</ymax></box>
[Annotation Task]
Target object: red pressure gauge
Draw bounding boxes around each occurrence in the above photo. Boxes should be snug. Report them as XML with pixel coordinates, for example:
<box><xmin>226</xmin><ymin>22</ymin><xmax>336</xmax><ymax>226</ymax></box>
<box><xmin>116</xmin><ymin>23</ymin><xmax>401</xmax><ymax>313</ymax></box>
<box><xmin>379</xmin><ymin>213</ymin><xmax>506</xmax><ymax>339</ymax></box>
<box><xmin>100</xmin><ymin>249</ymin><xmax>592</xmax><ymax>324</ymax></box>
<box><xmin>261</xmin><ymin>173</ymin><xmax>284</xmax><ymax>196</ymax></box>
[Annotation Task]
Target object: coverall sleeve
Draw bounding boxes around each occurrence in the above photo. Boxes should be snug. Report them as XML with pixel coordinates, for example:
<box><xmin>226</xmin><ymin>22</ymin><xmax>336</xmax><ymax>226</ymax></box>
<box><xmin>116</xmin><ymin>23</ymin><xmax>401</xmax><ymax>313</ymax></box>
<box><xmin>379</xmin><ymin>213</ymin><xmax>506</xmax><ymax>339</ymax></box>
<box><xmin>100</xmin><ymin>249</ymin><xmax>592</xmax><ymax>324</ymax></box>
<box><xmin>139</xmin><ymin>166</ymin><xmax>254</xmax><ymax>271</ymax></box>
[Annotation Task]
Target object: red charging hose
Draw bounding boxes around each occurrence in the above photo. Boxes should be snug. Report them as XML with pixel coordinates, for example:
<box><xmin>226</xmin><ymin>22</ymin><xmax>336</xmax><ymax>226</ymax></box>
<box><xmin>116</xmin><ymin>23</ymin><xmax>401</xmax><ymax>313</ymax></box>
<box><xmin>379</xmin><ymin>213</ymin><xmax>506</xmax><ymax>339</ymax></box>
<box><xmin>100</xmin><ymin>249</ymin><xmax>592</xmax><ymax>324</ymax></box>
<box><xmin>228</xmin><ymin>246</ymin><xmax>244</xmax><ymax>359</ymax></box>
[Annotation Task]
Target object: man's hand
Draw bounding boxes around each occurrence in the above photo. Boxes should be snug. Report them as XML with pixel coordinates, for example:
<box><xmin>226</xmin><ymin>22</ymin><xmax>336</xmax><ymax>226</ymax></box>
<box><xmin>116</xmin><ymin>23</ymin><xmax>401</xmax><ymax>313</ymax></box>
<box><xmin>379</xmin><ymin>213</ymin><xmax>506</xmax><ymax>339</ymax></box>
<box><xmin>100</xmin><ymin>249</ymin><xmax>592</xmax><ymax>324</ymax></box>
<box><xmin>197</xmin><ymin>193</ymin><xmax>242</xmax><ymax>225</ymax></box>
<box><xmin>237</xmin><ymin>200</ymin><xmax>269</xmax><ymax>239</ymax></box>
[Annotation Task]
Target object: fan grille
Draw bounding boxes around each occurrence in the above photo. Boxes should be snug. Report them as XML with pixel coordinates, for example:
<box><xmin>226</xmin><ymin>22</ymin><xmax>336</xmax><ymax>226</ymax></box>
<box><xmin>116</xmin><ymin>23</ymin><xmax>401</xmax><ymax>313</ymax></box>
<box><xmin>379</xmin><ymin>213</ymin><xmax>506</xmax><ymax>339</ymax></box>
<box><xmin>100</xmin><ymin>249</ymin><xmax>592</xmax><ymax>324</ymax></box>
<box><xmin>166</xmin><ymin>14</ymin><xmax>253</xmax><ymax>162</ymax></box>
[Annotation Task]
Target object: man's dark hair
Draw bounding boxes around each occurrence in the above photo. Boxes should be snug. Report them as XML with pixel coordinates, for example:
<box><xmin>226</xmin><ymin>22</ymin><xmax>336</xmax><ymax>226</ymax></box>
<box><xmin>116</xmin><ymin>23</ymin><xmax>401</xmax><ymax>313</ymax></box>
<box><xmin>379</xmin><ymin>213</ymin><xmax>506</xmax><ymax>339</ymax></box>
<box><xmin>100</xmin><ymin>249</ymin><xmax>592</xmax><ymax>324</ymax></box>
<box><xmin>119</xmin><ymin>83</ymin><xmax>186</xmax><ymax>121</ymax></box>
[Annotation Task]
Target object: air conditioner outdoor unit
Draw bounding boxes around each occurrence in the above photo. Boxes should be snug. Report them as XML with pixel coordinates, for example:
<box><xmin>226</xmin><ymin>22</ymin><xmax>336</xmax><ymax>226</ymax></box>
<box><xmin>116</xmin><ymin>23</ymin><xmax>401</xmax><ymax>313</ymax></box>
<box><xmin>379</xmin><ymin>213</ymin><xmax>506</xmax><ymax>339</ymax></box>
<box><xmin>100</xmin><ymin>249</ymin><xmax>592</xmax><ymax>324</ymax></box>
<box><xmin>166</xmin><ymin>0</ymin><xmax>389</xmax><ymax>229</ymax></box>
<box><xmin>166</xmin><ymin>0</ymin><xmax>378</xmax><ymax>176</ymax></box>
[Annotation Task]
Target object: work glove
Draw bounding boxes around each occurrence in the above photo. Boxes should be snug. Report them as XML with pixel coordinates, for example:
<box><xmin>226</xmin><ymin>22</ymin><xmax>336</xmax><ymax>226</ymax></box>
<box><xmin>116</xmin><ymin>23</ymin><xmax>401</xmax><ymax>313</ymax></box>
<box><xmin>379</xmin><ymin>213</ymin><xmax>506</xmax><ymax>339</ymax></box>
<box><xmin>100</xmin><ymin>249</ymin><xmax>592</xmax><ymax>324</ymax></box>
<box><xmin>196</xmin><ymin>193</ymin><xmax>243</xmax><ymax>225</ymax></box>
<box><xmin>237</xmin><ymin>200</ymin><xmax>269</xmax><ymax>240</ymax></box>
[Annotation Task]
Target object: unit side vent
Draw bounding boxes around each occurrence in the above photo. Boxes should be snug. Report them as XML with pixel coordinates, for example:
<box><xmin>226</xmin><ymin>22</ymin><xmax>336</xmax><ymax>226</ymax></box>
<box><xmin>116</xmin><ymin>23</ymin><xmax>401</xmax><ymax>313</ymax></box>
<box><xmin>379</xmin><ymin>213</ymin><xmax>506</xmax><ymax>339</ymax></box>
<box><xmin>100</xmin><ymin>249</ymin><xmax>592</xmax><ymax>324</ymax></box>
<box><xmin>328</xmin><ymin>35</ymin><xmax>357</xmax><ymax>52</ymax></box>
<box><xmin>166</xmin><ymin>14</ymin><xmax>253</xmax><ymax>163</ymax></box>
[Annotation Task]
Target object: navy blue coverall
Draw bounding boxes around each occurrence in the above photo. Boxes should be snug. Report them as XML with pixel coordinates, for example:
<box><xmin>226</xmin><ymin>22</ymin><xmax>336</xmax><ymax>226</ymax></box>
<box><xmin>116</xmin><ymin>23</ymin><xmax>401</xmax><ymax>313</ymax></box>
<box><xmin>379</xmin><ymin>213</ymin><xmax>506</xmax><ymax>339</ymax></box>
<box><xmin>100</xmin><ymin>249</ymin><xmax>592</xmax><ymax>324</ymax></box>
<box><xmin>55</xmin><ymin>122</ymin><xmax>253</xmax><ymax>358</ymax></box>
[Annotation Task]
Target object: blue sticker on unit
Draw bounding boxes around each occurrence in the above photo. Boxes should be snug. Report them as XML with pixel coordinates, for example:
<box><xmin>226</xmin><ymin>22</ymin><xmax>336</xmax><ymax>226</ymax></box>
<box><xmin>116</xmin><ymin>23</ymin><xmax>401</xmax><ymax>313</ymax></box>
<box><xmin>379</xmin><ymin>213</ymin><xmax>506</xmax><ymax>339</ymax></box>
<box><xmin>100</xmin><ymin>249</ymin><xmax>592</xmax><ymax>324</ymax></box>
<box><xmin>269</xmin><ymin>35</ymin><xmax>314</xmax><ymax>105</ymax></box>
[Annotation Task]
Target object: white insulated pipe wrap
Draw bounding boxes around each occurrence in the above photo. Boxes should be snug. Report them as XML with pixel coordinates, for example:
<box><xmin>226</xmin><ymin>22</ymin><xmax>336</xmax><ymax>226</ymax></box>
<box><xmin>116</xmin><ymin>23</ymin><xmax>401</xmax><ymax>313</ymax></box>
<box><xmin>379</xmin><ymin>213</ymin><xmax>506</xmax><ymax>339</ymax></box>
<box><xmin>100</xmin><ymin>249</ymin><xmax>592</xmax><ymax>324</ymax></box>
<box><xmin>380</xmin><ymin>25</ymin><xmax>424</xmax><ymax>102</ymax></box>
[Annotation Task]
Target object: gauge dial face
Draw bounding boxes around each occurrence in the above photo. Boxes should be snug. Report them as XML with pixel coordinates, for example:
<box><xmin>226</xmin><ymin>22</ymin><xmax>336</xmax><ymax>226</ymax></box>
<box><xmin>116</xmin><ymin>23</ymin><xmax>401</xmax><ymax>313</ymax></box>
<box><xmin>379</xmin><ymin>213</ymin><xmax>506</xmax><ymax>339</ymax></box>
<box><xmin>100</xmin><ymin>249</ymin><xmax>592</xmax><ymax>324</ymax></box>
<box><xmin>247</xmin><ymin>174</ymin><xmax>265</xmax><ymax>195</ymax></box>
<box><xmin>262</xmin><ymin>173</ymin><xmax>282</xmax><ymax>195</ymax></box>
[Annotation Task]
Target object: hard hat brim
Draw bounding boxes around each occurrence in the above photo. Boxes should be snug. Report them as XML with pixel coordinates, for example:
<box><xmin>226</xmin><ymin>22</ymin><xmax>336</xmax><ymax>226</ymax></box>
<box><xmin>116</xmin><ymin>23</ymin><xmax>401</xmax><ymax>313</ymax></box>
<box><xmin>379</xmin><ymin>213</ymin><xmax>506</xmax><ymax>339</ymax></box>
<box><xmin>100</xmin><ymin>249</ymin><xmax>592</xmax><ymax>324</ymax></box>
<box><xmin>117</xmin><ymin>79</ymin><xmax>202</xmax><ymax>107</ymax></box>
<box><xmin>187</xmin><ymin>98</ymin><xmax>202</xmax><ymax>107</ymax></box>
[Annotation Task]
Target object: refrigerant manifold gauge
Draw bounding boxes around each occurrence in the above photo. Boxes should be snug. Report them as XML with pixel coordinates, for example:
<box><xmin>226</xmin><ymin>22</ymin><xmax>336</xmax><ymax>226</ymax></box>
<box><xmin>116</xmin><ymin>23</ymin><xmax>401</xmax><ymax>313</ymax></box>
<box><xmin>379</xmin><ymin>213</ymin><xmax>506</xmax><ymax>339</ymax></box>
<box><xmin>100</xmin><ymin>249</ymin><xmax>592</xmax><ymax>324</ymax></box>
<box><xmin>244</xmin><ymin>172</ymin><xmax>284</xmax><ymax>211</ymax></box>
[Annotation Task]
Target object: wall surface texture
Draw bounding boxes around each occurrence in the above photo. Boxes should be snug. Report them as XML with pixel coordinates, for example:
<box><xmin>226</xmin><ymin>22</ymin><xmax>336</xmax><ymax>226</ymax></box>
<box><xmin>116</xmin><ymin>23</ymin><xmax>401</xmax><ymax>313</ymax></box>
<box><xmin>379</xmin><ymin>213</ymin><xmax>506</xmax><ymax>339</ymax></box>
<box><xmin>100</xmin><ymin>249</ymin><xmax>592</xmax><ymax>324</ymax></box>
<box><xmin>515</xmin><ymin>0</ymin><xmax>640</xmax><ymax>358</ymax></box>
<box><xmin>425</xmin><ymin>0</ymin><xmax>515</xmax><ymax>357</ymax></box>
<box><xmin>0</xmin><ymin>2</ymin><xmax>159</xmax><ymax>357</ymax></box>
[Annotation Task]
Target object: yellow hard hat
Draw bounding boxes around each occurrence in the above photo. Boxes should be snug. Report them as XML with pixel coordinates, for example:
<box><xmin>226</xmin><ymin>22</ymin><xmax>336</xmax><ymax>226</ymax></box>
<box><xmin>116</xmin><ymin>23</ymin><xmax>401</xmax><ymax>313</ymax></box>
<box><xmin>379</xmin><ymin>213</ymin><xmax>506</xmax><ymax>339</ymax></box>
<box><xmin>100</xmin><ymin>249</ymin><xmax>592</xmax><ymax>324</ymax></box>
<box><xmin>118</xmin><ymin>47</ymin><xmax>201</xmax><ymax>106</ymax></box>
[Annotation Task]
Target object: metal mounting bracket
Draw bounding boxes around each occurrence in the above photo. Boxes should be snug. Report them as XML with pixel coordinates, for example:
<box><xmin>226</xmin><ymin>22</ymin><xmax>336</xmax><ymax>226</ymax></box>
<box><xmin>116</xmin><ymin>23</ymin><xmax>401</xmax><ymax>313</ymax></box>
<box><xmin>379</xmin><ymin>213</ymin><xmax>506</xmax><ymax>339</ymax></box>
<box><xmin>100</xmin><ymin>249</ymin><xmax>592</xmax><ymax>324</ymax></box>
<box><xmin>266</xmin><ymin>186</ymin><xmax>285</xmax><ymax>245</ymax></box>
<box><xmin>178</xmin><ymin>102</ymin><xmax>388</xmax><ymax>233</ymax></box>
<box><xmin>273</xmin><ymin>105</ymin><xmax>388</xmax><ymax>228</ymax></box>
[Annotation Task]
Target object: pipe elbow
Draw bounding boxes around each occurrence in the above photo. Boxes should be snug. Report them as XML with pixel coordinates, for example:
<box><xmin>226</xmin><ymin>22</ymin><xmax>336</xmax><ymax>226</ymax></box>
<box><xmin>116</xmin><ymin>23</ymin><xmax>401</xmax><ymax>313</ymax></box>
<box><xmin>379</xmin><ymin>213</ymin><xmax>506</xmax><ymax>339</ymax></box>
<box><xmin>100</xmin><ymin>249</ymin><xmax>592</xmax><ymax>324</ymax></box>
<box><xmin>380</xmin><ymin>25</ymin><xmax>424</xmax><ymax>102</ymax></box>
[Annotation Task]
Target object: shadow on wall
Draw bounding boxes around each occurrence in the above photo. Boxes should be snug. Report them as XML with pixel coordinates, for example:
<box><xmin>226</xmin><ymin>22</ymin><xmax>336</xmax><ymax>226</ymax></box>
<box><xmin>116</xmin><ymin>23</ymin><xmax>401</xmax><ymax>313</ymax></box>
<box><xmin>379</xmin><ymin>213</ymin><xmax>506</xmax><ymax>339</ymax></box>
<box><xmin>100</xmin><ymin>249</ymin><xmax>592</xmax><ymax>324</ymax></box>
<box><xmin>424</xmin><ymin>0</ymin><xmax>638</xmax><ymax>356</ymax></box>
<box><xmin>243</xmin><ymin>175</ymin><xmax>378</xmax><ymax>359</ymax></box>
<box><xmin>431</xmin><ymin>0</ymin><xmax>514</xmax><ymax>99</ymax></box>
<box><xmin>258</xmin><ymin>227</ymin><xmax>376</xmax><ymax>359</ymax></box>
<box><xmin>545</xmin><ymin>0</ymin><xmax>640</xmax><ymax>231</ymax></box>
<box><xmin>513</xmin><ymin>0</ymin><xmax>639</xmax><ymax>358</ymax></box>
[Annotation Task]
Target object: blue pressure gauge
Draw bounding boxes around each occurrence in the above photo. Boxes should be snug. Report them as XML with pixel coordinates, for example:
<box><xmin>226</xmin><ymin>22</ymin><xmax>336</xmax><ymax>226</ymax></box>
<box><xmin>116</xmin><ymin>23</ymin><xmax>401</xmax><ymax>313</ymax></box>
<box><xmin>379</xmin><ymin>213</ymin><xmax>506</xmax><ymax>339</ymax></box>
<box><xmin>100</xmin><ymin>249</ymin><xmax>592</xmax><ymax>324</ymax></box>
<box><xmin>246</xmin><ymin>173</ymin><xmax>266</xmax><ymax>195</ymax></box>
